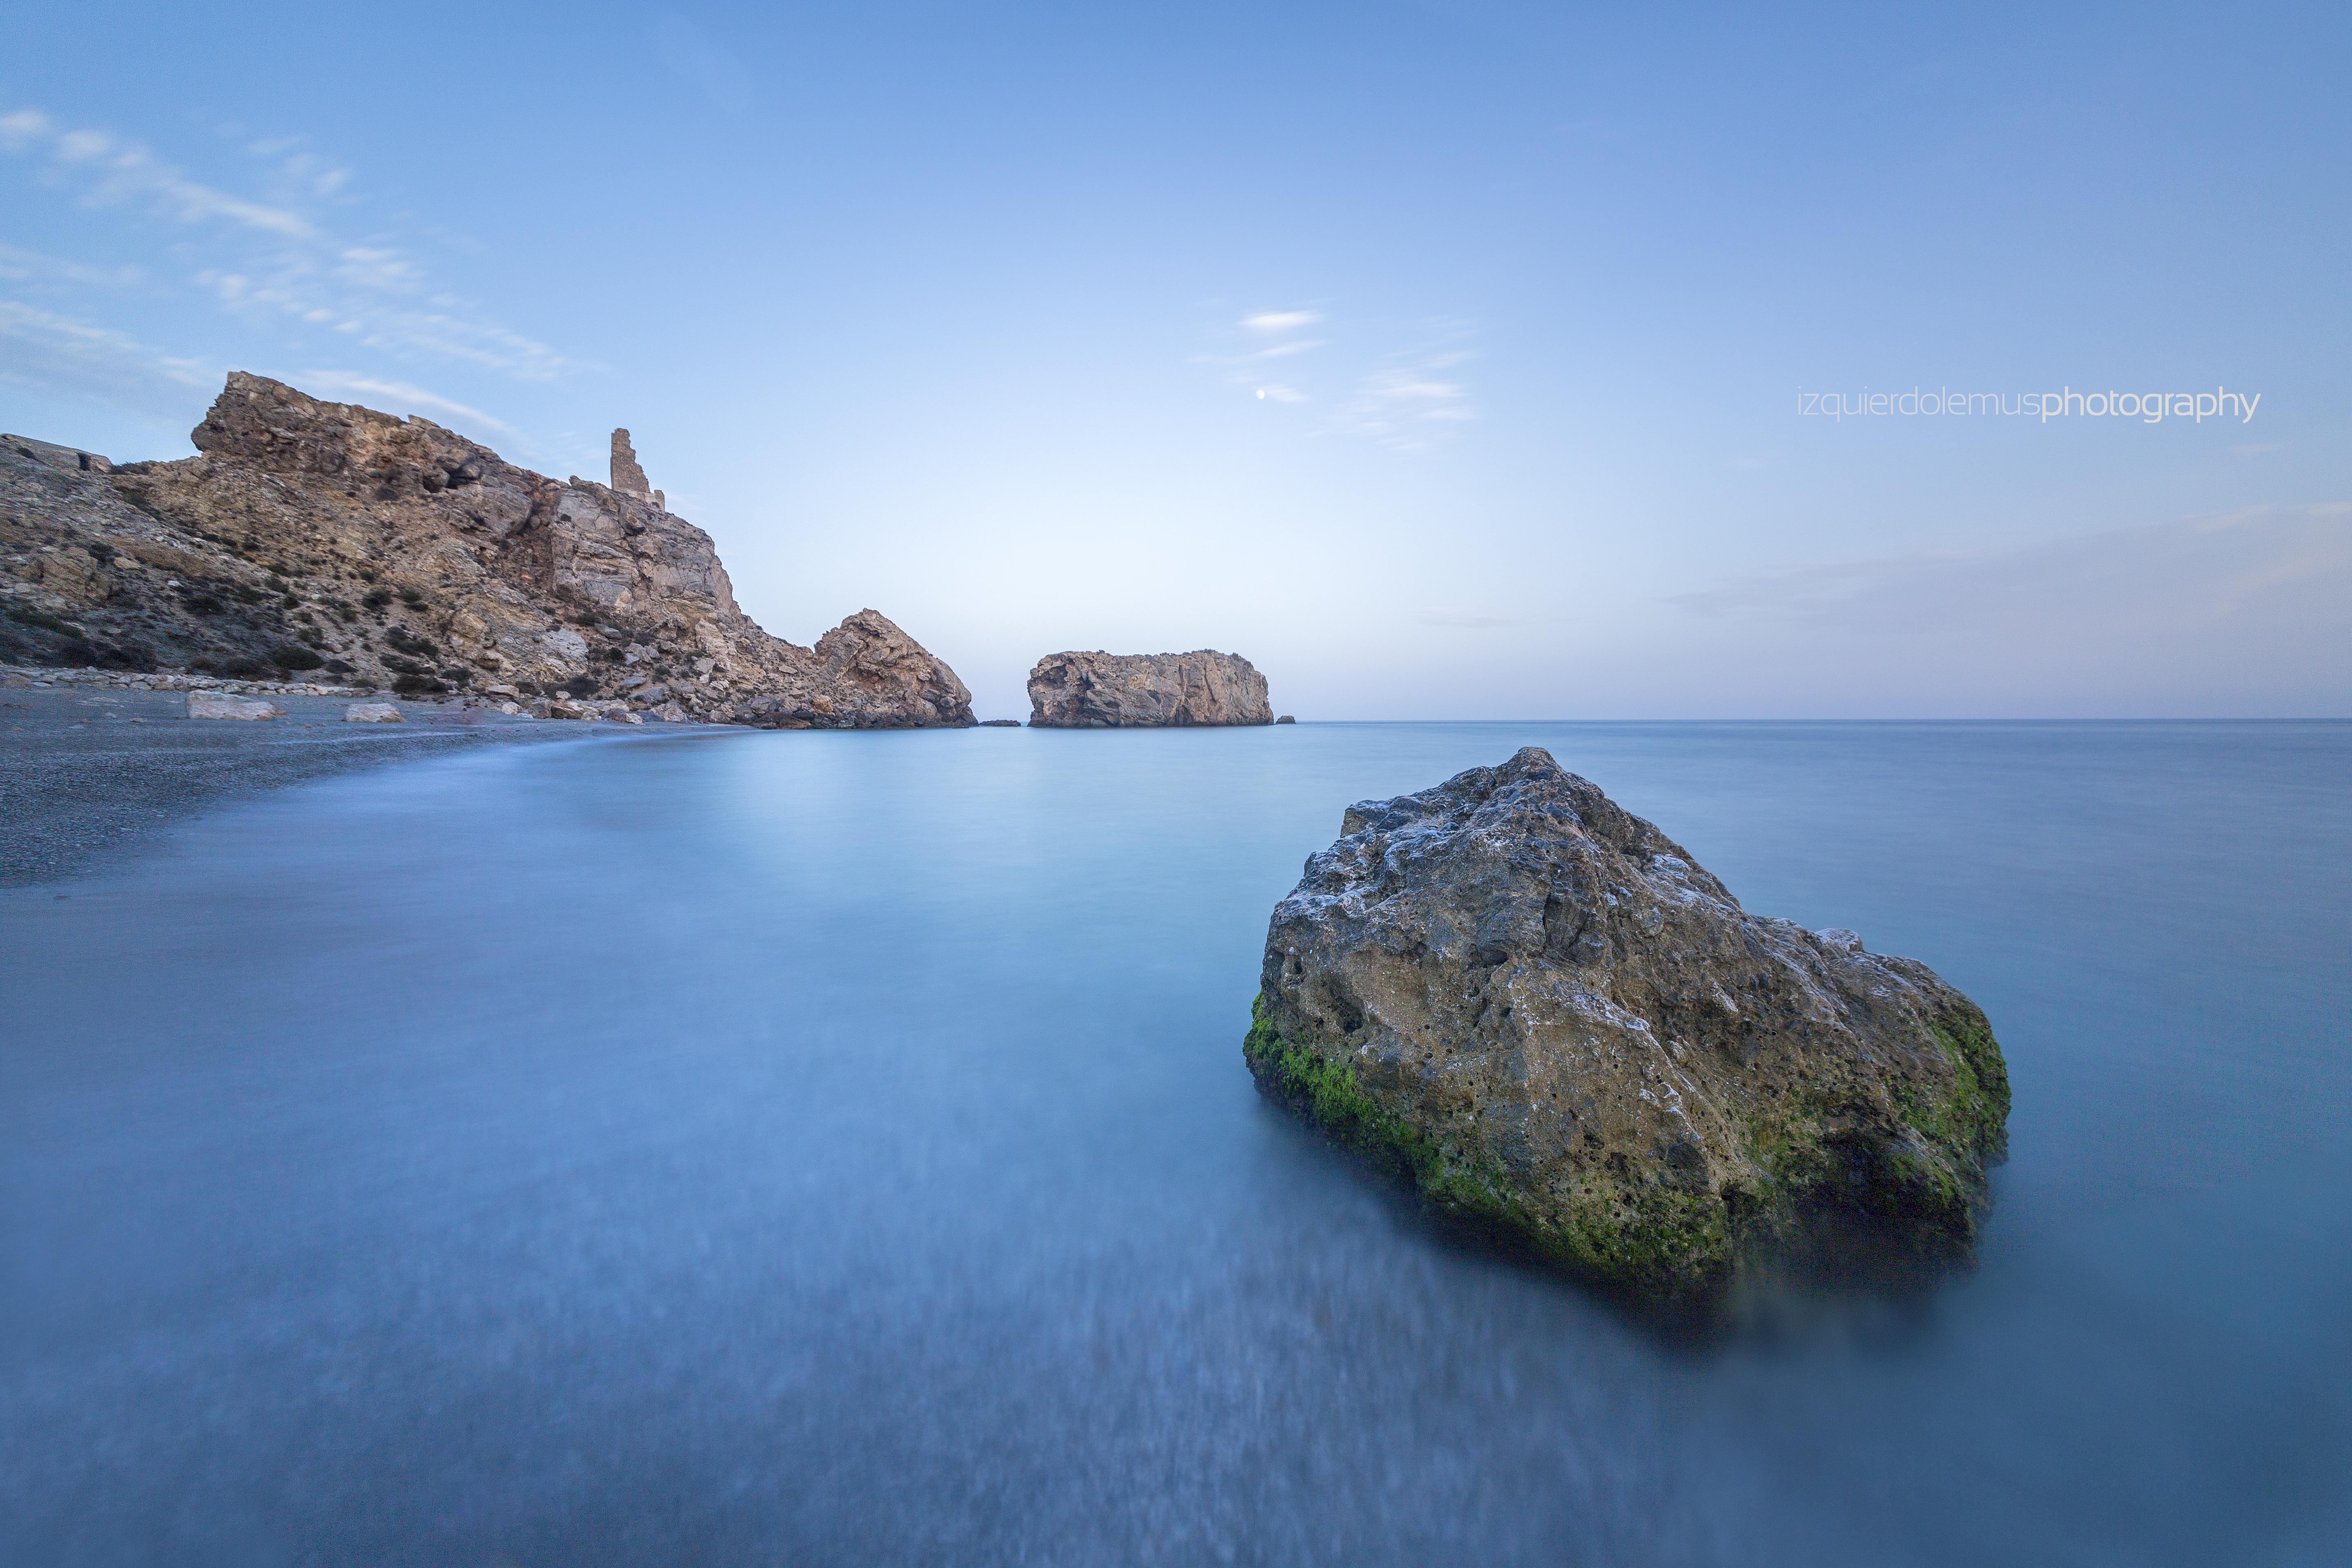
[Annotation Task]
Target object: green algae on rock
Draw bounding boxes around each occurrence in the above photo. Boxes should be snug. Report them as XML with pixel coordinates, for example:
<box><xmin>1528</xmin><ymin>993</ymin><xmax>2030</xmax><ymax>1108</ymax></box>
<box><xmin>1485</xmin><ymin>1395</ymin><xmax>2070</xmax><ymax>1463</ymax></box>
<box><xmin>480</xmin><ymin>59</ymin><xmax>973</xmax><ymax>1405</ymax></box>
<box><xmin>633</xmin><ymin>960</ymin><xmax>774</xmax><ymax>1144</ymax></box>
<box><xmin>1245</xmin><ymin>747</ymin><xmax>2010</xmax><ymax>1318</ymax></box>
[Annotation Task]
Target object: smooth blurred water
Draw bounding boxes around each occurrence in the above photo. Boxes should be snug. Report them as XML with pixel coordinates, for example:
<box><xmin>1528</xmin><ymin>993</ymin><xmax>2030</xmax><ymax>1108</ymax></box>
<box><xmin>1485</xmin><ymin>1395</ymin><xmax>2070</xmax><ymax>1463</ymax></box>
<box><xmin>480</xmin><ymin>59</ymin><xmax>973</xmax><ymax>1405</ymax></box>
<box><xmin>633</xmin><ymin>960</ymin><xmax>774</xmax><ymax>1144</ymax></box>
<box><xmin>4</xmin><ymin>721</ymin><xmax>2347</xmax><ymax>1566</ymax></box>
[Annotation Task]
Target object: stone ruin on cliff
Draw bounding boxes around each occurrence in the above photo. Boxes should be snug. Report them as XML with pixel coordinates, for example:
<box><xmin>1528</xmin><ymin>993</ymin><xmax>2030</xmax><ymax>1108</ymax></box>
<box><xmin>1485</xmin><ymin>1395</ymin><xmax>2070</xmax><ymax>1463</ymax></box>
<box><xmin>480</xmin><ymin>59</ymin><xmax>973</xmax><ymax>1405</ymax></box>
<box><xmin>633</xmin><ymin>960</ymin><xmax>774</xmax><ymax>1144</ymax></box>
<box><xmin>610</xmin><ymin>428</ymin><xmax>665</xmax><ymax>512</ymax></box>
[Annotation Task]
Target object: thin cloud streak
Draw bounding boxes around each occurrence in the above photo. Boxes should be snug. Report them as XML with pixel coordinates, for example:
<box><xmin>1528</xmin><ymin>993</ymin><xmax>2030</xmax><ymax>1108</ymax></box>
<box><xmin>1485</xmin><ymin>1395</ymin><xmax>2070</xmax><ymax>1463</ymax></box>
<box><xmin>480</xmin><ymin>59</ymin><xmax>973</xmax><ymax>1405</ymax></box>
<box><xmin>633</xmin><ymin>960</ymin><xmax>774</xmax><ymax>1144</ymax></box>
<box><xmin>4</xmin><ymin>109</ymin><xmax>314</xmax><ymax>239</ymax></box>
<box><xmin>0</xmin><ymin>300</ymin><xmax>216</xmax><ymax>418</ymax></box>
<box><xmin>0</xmin><ymin>104</ymin><xmax>586</xmax><ymax>426</ymax></box>
<box><xmin>1333</xmin><ymin>361</ymin><xmax>1477</xmax><ymax>449</ymax></box>
<box><xmin>0</xmin><ymin>242</ymin><xmax>145</xmax><ymax>289</ymax></box>
<box><xmin>1206</xmin><ymin>306</ymin><xmax>1478</xmax><ymax>446</ymax></box>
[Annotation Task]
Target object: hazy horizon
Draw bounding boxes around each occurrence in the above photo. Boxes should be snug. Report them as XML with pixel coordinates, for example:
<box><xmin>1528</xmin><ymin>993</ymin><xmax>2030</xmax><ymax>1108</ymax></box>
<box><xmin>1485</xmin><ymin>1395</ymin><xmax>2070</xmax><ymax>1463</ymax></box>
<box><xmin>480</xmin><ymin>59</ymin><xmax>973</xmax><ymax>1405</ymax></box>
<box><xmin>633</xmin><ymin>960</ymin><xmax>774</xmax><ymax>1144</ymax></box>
<box><xmin>4</xmin><ymin>1</ymin><xmax>2345</xmax><ymax>719</ymax></box>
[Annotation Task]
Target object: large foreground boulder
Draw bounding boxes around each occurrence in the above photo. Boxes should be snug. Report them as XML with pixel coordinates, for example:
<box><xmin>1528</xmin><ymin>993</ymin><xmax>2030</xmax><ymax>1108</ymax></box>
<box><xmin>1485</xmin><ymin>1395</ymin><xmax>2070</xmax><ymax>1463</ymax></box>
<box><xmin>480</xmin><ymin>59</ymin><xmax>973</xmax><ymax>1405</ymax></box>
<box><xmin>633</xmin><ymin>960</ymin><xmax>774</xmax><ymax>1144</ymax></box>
<box><xmin>1027</xmin><ymin>649</ymin><xmax>1271</xmax><ymax>727</ymax></box>
<box><xmin>1246</xmin><ymin>747</ymin><xmax>2009</xmax><ymax>1318</ymax></box>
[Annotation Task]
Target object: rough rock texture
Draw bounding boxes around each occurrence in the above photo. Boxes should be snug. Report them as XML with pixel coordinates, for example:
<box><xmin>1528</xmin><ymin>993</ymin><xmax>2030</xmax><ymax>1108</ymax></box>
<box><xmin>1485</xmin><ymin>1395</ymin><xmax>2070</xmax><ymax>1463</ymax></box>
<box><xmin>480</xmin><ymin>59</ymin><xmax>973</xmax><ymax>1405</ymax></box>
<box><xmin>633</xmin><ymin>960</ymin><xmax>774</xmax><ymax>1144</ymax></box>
<box><xmin>344</xmin><ymin>702</ymin><xmax>403</xmax><ymax>723</ymax></box>
<box><xmin>1027</xmin><ymin>649</ymin><xmax>1271</xmax><ymax>728</ymax></box>
<box><xmin>609</xmin><ymin>428</ymin><xmax>664</xmax><ymax>512</ymax></box>
<box><xmin>1245</xmin><ymin>747</ymin><xmax>2010</xmax><ymax>1318</ymax></box>
<box><xmin>187</xmin><ymin>693</ymin><xmax>280</xmax><ymax>720</ymax></box>
<box><xmin>1</xmin><ymin>376</ymin><xmax>974</xmax><ymax>728</ymax></box>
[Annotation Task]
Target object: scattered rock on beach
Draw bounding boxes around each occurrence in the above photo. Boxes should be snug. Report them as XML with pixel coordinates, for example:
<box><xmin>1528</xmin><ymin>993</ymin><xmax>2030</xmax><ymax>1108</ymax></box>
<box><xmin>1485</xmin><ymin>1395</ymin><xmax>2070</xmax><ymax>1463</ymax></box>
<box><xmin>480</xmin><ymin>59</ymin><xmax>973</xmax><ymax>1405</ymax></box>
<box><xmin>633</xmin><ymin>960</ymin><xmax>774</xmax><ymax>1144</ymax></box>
<box><xmin>1245</xmin><ymin>746</ymin><xmax>2010</xmax><ymax>1320</ymax></box>
<box><xmin>344</xmin><ymin>702</ymin><xmax>403</xmax><ymax>723</ymax></box>
<box><xmin>187</xmin><ymin>693</ymin><xmax>281</xmax><ymax>721</ymax></box>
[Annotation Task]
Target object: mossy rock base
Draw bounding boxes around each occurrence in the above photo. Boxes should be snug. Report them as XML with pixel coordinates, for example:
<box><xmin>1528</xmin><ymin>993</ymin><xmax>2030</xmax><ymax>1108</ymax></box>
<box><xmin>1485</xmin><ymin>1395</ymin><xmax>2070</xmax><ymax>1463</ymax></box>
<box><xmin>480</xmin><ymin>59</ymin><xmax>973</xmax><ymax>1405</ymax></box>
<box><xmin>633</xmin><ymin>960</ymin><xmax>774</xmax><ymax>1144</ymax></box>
<box><xmin>1245</xmin><ymin>747</ymin><xmax>2011</xmax><ymax>1331</ymax></box>
<box><xmin>1250</xmin><ymin>995</ymin><xmax>1999</xmax><ymax>1329</ymax></box>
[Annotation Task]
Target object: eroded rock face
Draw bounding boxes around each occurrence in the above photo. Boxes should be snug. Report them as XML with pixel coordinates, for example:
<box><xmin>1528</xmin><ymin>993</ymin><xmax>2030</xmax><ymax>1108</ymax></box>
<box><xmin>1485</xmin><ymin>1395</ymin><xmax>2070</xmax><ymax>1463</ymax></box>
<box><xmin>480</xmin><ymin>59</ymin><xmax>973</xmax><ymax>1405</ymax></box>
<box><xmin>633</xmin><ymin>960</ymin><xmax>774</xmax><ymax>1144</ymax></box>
<box><xmin>1246</xmin><ymin>747</ymin><xmax>2009</xmax><ymax>1318</ymax></box>
<box><xmin>1027</xmin><ymin>649</ymin><xmax>1271</xmax><ymax>727</ymax></box>
<box><xmin>1</xmin><ymin>375</ymin><xmax>973</xmax><ymax>728</ymax></box>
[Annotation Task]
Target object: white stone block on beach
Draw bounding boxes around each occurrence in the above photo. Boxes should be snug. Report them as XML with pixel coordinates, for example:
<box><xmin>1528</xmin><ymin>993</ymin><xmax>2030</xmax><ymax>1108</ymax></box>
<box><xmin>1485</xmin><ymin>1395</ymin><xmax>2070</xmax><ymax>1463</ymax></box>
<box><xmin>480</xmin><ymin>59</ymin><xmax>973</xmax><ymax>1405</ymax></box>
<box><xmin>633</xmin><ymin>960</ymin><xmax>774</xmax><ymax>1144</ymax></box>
<box><xmin>345</xmin><ymin>702</ymin><xmax>404</xmax><ymax>723</ymax></box>
<box><xmin>187</xmin><ymin>693</ymin><xmax>281</xmax><ymax>721</ymax></box>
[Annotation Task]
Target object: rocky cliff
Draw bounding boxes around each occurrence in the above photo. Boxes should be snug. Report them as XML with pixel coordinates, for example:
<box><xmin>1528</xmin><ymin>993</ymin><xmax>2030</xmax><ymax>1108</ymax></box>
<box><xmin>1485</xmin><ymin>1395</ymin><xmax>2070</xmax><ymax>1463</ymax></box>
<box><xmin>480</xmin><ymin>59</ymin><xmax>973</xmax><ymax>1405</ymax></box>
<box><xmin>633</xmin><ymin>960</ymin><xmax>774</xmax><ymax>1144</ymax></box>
<box><xmin>1027</xmin><ymin>649</ymin><xmax>1271</xmax><ymax>727</ymax></box>
<box><xmin>1</xmin><ymin>375</ymin><xmax>974</xmax><ymax>728</ymax></box>
<box><xmin>1246</xmin><ymin>747</ymin><xmax>2010</xmax><ymax>1321</ymax></box>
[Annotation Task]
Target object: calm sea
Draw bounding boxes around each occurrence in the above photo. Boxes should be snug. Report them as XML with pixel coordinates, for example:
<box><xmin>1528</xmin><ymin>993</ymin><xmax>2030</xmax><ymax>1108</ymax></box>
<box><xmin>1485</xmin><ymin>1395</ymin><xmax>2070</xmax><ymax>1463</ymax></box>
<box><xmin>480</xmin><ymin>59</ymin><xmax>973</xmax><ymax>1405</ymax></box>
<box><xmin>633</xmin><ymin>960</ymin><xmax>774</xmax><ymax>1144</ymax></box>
<box><xmin>5</xmin><ymin>721</ymin><xmax>2347</xmax><ymax>1565</ymax></box>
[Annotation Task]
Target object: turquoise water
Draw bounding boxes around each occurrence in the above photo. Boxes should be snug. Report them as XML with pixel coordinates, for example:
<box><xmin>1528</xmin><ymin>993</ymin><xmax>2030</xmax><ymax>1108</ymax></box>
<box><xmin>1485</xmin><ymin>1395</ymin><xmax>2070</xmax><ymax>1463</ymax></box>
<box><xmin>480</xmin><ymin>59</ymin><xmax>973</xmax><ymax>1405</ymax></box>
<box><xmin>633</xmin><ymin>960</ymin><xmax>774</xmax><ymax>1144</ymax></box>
<box><xmin>5</xmin><ymin>721</ymin><xmax>2348</xmax><ymax>1565</ymax></box>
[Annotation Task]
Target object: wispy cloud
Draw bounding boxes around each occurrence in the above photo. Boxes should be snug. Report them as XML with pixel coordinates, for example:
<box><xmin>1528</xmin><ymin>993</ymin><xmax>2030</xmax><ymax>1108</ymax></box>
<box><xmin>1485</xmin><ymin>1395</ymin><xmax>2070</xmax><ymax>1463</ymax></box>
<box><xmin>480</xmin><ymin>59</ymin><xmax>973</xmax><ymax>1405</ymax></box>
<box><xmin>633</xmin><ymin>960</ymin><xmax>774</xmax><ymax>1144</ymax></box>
<box><xmin>1200</xmin><ymin>306</ymin><xmax>1330</xmax><ymax>402</ymax></box>
<box><xmin>0</xmin><ymin>301</ymin><xmax>521</xmax><ymax>455</ymax></box>
<box><xmin>1204</xmin><ymin>306</ymin><xmax>1477</xmax><ymax>444</ymax></box>
<box><xmin>244</xmin><ymin>136</ymin><xmax>352</xmax><ymax>199</ymax></box>
<box><xmin>4</xmin><ymin>109</ymin><xmax>315</xmax><ymax>239</ymax></box>
<box><xmin>1201</xmin><ymin>307</ymin><xmax>1478</xmax><ymax>445</ymax></box>
<box><xmin>0</xmin><ymin>241</ymin><xmax>144</xmax><ymax>290</ymax></box>
<box><xmin>0</xmin><ymin>300</ymin><xmax>216</xmax><ymax>419</ymax></box>
<box><xmin>1332</xmin><ymin>323</ymin><xmax>1480</xmax><ymax>450</ymax></box>
<box><xmin>1338</xmin><ymin>367</ymin><xmax>1474</xmax><ymax>441</ymax></box>
<box><xmin>0</xmin><ymin>105</ymin><xmax>586</xmax><ymax>426</ymax></box>
<box><xmin>1243</xmin><ymin>310</ymin><xmax>1322</xmax><ymax>334</ymax></box>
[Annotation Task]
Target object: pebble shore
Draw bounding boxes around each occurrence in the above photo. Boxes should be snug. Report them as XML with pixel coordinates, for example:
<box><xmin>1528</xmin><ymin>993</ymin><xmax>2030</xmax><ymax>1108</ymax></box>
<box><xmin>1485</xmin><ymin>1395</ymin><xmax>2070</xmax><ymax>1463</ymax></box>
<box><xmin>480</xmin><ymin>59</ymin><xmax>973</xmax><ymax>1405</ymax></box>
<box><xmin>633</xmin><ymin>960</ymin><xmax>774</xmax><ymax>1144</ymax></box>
<box><xmin>0</xmin><ymin>664</ymin><xmax>730</xmax><ymax>886</ymax></box>
<box><xmin>0</xmin><ymin>662</ymin><xmax>687</xmax><ymax>725</ymax></box>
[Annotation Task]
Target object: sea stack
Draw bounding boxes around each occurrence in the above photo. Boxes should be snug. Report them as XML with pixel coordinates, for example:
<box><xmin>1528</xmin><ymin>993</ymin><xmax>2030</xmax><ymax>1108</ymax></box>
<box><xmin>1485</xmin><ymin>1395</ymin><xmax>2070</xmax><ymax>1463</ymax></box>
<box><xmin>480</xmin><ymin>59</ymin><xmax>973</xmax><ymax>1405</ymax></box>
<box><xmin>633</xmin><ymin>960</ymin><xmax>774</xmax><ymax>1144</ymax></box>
<box><xmin>1026</xmin><ymin>649</ymin><xmax>1273</xmax><ymax>727</ymax></box>
<box><xmin>1245</xmin><ymin>747</ymin><xmax>2010</xmax><ymax>1320</ymax></box>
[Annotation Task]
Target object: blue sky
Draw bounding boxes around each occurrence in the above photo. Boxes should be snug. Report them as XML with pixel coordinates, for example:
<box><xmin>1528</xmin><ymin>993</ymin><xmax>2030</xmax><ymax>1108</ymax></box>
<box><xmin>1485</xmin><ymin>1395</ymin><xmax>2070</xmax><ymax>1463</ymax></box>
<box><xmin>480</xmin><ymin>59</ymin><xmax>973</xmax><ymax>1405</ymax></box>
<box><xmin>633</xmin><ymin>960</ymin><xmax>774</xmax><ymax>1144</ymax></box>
<box><xmin>4</xmin><ymin>0</ymin><xmax>2345</xmax><ymax>717</ymax></box>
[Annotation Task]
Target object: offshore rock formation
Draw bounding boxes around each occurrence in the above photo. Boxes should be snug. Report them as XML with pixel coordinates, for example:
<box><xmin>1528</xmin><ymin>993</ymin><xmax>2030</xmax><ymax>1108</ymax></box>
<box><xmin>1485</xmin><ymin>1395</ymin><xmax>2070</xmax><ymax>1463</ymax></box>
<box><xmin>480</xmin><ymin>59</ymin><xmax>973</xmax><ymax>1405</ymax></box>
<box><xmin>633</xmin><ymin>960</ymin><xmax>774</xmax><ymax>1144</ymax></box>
<box><xmin>1027</xmin><ymin>649</ymin><xmax>1272</xmax><ymax>728</ymax></box>
<box><xmin>0</xmin><ymin>376</ymin><xmax>973</xmax><ymax>727</ymax></box>
<box><xmin>1246</xmin><ymin>747</ymin><xmax>2009</xmax><ymax>1321</ymax></box>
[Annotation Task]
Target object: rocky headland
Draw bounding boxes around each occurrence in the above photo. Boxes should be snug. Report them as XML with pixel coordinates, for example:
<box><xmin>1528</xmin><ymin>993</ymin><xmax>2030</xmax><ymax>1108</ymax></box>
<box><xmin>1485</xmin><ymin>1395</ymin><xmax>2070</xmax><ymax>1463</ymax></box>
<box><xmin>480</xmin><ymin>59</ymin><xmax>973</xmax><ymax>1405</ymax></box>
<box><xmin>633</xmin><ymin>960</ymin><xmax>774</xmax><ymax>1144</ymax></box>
<box><xmin>2</xmin><ymin>376</ymin><xmax>974</xmax><ymax>728</ymax></box>
<box><xmin>1245</xmin><ymin>747</ymin><xmax>2010</xmax><ymax>1322</ymax></box>
<box><xmin>1027</xmin><ymin>649</ymin><xmax>1272</xmax><ymax>727</ymax></box>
